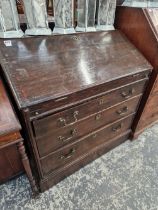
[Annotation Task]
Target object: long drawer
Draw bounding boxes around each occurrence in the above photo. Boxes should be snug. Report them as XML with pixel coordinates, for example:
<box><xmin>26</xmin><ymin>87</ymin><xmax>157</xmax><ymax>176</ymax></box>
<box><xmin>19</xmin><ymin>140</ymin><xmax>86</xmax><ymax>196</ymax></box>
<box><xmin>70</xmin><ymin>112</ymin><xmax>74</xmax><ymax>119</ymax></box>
<box><xmin>33</xmin><ymin>79</ymin><xmax>147</xmax><ymax>137</ymax></box>
<box><xmin>40</xmin><ymin>114</ymin><xmax>134</xmax><ymax>176</ymax></box>
<box><xmin>29</xmin><ymin>72</ymin><xmax>150</xmax><ymax>117</ymax></box>
<box><xmin>35</xmin><ymin>96</ymin><xmax>141</xmax><ymax>157</ymax></box>
<box><xmin>39</xmin><ymin>131</ymin><xmax>130</xmax><ymax>191</ymax></box>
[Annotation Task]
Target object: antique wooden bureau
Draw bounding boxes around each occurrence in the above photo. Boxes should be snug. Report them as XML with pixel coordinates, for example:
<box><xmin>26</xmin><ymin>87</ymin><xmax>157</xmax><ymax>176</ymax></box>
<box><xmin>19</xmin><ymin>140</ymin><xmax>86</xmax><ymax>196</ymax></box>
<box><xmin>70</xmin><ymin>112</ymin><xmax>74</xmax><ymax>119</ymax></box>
<box><xmin>0</xmin><ymin>31</ymin><xmax>152</xmax><ymax>192</ymax></box>
<box><xmin>115</xmin><ymin>7</ymin><xmax>158</xmax><ymax>138</ymax></box>
<box><xmin>0</xmin><ymin>76</ymin><xmax>37</xmax><ymax>193</ymax></box>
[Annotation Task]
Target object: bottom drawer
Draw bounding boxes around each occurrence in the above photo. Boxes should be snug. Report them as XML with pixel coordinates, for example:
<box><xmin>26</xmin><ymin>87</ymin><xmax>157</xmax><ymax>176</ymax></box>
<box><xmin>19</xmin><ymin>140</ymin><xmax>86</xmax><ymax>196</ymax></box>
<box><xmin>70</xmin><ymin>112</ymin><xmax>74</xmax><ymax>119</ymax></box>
<box><xmin>39</xmin><ymin>131</ymin><xmax>130</xmax><ymax>192</ymax></box>
<box><xmin>40</xmin><ymin>114</ymin><xmax>134</xmax><ymax>176</ymax></box>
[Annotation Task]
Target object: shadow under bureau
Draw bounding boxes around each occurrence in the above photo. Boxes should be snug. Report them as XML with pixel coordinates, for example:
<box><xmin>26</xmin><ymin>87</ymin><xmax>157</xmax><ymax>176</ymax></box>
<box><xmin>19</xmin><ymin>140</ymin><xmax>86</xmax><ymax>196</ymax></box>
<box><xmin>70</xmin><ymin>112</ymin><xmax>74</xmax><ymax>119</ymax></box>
<box><xmin>0</xmin><ymin>31</ymin><xmax>152</xmax><ymax>192</ymax></box>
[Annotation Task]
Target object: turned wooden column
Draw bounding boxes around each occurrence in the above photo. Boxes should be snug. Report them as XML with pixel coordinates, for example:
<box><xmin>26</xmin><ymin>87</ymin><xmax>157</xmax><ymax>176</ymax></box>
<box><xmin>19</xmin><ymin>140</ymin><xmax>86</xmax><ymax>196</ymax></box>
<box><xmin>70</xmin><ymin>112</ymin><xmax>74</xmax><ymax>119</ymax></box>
<box><xmin>17</xmin><ymin>140</ymin><xmax>38</xmax><ymax>195</ymax></box>
<box><xmin>0</xmin><ymin>76</ymin><xmax>38</xmax><ymax>195</ymax></box>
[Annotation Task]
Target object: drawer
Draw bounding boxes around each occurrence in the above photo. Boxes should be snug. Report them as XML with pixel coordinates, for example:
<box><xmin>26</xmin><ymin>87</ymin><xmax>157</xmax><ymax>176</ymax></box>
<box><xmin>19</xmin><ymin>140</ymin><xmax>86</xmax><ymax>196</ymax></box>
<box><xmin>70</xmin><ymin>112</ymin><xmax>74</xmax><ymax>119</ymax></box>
<box><xmin>35</xmin><ymin>96</ymin><xmax>141</xmax><ymax>157</ymax></box>
<box><xmin>29</xmin><ymin>73</ymin><xmax>150</xmax><ymax>118</ymax></box>
<box><xmin>39</xmin><ymin>131</ymin><xmax>130</xmax><ymax>191</ymax></box>
<box><xmin>40</xmin><ymin>114</ymin><xmax>134</xmax><ymax>176</ymax></box>
<box><xmin>33</xmin><ymin>79</ymin><xmax>147</xmax><ymax>137</ymax></box>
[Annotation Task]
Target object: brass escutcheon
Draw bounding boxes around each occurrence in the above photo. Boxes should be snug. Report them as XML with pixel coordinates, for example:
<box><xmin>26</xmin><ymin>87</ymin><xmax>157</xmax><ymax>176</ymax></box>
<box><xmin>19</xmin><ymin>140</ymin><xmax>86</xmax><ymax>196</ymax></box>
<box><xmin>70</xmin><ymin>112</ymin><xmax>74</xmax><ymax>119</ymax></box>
<box><xmin>95</xmin><ymin>113</ymin><xmax>102</xmax><ymax>121</ymax></box>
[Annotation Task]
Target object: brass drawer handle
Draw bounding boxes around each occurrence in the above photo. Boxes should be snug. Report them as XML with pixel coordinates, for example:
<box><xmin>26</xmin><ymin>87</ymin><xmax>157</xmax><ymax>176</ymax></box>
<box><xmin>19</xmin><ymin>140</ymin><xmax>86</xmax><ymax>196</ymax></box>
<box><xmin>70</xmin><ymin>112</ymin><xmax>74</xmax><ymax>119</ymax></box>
<box><xmin>116</xmin><ymin>106</ymin><xmax>128</xmax><ymax>116</ymax></box>
<box><xmin>132</xmin><ymin>73</ymin><xmax>140</xmax><ymax>78</ymax></box>
<box><xmin>58</xmin><ymin>129</ymin><xmax>77</xmax><ymax>143</ymax></box>
<box><xmin>58</xmin><ymin>111</ymin><xmax>79</xmax><ymax>127</ymax></box>
<box><xmin>121</xmin><ymin>88</ymin><xmax>135</xmax><ymax>99</ymax></box>
<box><xmin>58</xmin><ymin>118</ymin><xmax>67</xmax><ymax>126</ymax></box>
<box><xmin>112</xmin><ymin>123</ymin><xmax>122</xmax><ymax>132</ymax></box>
<box><xmin>73</xmin><ymin>111</ymin><xmax>79</xmax><ymax>121</ymax></box>
<box><xmin>60</xmin><ymin>148</ymin><xmax>76</xmax><ymax>160</ymax></box>
<box><xmin>98</xmin><ymin>98</ymin><xmax>105</xmax><ymax>105</ymax></box>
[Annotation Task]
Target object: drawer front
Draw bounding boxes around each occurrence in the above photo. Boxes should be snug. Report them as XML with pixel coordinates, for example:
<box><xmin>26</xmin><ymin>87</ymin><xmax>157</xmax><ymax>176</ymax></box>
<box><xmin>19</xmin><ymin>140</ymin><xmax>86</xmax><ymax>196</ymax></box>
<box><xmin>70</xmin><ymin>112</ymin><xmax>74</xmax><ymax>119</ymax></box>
<box><xmin>33</xmin><ymin>79</ymin><xmax>146</xmax><ymax>138</ymax></box>
<box><xmin>29</xmin><ymin>71</ymin><xmax>150</xmax><ymax>117</ymax></box>
<box><xmin>40</xmin><ymin>114</ymin><xmax>134</xmax><ymax>176</ymax></box>
<box><xmin>40</xmin><ymin>132</ymin><xmax>130</xmax><ymax>192</ymax></box>
<box><xmin>35</xmin><ymin>96</ymin><xmax>141</xmax><ymax>157</ymax></box>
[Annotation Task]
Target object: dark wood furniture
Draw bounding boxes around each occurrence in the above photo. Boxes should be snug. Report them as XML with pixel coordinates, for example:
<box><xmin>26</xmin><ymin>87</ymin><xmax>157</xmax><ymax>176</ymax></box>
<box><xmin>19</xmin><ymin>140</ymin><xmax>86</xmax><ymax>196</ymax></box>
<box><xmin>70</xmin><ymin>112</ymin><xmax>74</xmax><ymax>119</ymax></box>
<box><xmin>115</xmin><ymin>7</ymin><xmax>158</xmax><ymax>138</ymax></box>
<box><xmin>117</xmin><ymin>0</ymin><xmax>125</xmax><ymax>5</ymax></box>
<box><xmin>0</xmin><ymin>77</ymin><xmax>37</xmax><ymax>193</ymax></box>
<box><xmin>0</xmin><ymin>31</ymin><xmax>152</xmax><ymax>192</ymax></box>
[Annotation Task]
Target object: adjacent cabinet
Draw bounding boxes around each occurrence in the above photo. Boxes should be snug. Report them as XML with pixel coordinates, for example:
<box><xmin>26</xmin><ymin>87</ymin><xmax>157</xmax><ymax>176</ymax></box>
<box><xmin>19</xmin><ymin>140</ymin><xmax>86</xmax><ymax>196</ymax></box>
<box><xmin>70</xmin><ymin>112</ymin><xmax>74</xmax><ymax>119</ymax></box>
<box><xmin>115</xmin><ymin>6</ymin><xmax>158</xmax><ymax>137</ymax></box>
<box><xmin>0</xmin><ymin>31</ymin><xmax>152</xmax><ymax>192</ymax></box>
<box><xmin>0</xmin><ymin>77</ymin><xmax>37</xmax><ymax>193</ymax></box>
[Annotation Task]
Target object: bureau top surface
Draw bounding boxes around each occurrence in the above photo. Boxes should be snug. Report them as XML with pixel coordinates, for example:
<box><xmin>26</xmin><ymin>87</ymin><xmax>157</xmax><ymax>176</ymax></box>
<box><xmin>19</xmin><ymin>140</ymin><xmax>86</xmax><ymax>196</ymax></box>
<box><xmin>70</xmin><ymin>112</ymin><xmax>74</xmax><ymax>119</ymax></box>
<box><xmin>0</xmin><ymin>30</ymin><xmax>151</xmax><ymax>109</ymax></box>
<box><xmin>0</xmin><ymin>78</ymin><xmax>21</xmax><ymax>137</ymax></box>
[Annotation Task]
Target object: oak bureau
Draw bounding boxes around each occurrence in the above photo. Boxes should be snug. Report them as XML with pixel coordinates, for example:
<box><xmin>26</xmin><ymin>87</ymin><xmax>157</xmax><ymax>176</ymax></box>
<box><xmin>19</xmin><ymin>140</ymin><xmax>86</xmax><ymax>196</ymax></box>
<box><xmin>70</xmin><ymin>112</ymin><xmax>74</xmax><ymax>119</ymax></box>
<box><xmin>0</xmin><ymin>31</ymin><xmax>152</xmax><ymax>192</ymax></box>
